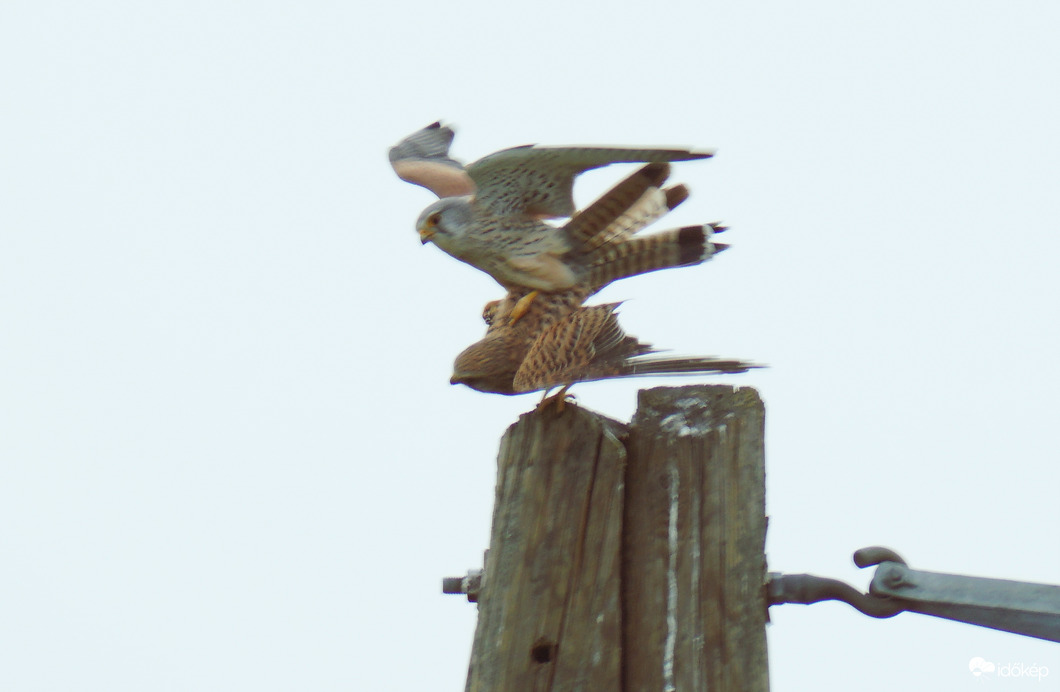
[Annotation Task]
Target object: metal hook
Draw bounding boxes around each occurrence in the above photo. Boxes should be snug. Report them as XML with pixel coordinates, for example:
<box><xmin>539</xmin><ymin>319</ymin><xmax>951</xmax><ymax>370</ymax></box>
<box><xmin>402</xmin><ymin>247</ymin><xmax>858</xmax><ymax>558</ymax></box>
<box><xmin>767</xmin><ymin>546</ymin><xmax>1060</xmax><ymax>642</ymax></box>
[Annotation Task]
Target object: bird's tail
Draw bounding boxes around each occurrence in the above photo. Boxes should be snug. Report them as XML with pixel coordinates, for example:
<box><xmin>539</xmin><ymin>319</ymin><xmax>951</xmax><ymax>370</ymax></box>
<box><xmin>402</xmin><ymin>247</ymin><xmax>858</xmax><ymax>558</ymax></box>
<box><xmin>512</xmin><ymin>303</ymin><xmax>761</xmax><ymax>393</ymax></box>
<box><xmin>564</xmin><ymin>163</ymin><xmax>686</xmax><ymax>251</ymax></box>
<box><xmin>585</xmin><ymin>222</ymin><xmax>728</xmax><ymax>290</ymax></box>
<box><xmin>613</xmin><ymin>354</ymin><xmax>760</xmax><ymax>378</ymax></box>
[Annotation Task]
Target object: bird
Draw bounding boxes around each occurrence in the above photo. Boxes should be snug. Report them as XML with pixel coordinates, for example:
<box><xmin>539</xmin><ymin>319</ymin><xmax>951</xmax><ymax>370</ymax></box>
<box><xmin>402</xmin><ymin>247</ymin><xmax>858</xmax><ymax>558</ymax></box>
<box><xmin>391</xmin><ymin>122</ymin><xmax>717</xmax><ymax>324</ymax></box>
<box><xmin>450</xmin><ymin>222</ymin><xmax>755</xmax><ymax>399</ymax></box>
<box><xmin>451</xmin><ymin>300</ymin><xmax>757</xmax><ymax>400</ymax></box>
<box><xmin>389</xmin><ymin>123</ymin><xmax>755</xmax><ymax>401</ymax></box>
<box><xmin>388</xmin><ymin>122</ymin><xmax>714</xmax><ymax>292</ymax></box>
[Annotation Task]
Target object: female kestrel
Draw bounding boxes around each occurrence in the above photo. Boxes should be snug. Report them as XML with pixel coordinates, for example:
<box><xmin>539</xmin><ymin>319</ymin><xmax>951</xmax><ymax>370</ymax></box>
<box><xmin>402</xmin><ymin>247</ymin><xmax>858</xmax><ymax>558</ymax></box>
<box><xmin>451</xmin><ymin>298</ymin><xmax>756</xmax><ymax>397</ymax></box>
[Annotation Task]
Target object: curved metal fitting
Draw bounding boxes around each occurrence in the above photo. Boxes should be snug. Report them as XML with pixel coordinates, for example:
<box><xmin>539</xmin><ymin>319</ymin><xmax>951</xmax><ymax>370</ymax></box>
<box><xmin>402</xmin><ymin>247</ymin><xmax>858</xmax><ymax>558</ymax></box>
<box><xmin>853</xmin><ymin>546</ymin><xmax>906</xmax><ymax>569</ymax></box>
<box><xmin>766</xmin><ymin>572</ymin><xmax>903</xmax><ymax>618</ymax></box>
<box><xmin>768</xmin><ymin>546</ymin><xmax>1060</xmax><ymax>642</ymax></box>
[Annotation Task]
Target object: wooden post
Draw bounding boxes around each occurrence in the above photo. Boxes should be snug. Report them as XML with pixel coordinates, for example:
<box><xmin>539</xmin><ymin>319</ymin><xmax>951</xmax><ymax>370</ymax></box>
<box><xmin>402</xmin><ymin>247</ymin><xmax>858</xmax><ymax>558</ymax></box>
<box><xmin>466</xmin><ymin>405</ymin><xmax>629</xmax><ymax>691</ymax></box>
<box><xmin>462</xmin><ymin>384</ymin><xmax>768</xmax><ymax>692</ymax></box>
<box><xmin>623</xmin><ymin>385</ymin><xmax>769</xmax><ymax>692</ymax></box>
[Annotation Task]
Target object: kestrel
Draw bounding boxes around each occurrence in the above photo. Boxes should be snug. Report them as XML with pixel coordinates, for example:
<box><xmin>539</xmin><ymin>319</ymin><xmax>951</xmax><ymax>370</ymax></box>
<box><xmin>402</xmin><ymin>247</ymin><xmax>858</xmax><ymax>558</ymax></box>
<box><xmin>450</xmin><ymin>222</ymin><xmax>752</xmax><ymax>396</ymax></box>
<box><xmin>451</xmin><ymin>300</ymin><xmax>756</xmax><ymax>397</ymax></box>
<box><xmin>388</xmin><ymin>122</ymin><xmax>713</xmax><ymax>291</ymax></box>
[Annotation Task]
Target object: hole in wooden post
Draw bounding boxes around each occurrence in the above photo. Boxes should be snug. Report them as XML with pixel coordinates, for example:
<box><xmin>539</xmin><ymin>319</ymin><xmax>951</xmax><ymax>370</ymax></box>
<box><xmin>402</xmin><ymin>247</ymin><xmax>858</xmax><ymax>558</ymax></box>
<box><xmin>530</xmin><ymin>638</ymin><xmax>556</xmax><ymax>664</ymax></box>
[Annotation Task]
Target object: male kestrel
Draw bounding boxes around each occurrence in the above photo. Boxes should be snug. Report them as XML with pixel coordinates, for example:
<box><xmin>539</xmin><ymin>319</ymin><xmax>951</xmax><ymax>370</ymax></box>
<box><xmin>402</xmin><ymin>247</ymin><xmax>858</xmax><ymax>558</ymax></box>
<box><xmin>388</xmin><ymin>122</ymin><xmax>713</xmax><ymax>291</ymax></box>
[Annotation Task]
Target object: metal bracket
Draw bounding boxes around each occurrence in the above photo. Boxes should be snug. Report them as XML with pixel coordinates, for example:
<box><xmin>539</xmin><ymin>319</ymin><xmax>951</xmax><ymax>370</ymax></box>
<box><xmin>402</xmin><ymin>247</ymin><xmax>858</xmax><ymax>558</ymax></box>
<box><xmin>767</xmin><ymin>546</ymin><xmax>1060</xmax><ymax>643</ymax></box>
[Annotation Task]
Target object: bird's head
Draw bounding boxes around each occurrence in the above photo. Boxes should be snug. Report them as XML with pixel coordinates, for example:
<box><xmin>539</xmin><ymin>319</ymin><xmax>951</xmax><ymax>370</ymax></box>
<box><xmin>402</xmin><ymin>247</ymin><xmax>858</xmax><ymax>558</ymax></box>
<box><xmin>415</xmin><ymin>197</ymin><xmax>474</xmax><ymax>247</ymax></box>
<box><xmin>450</xmin><ymin>333</ymin><xmax>523</xmax><ymax>395</ymax></box>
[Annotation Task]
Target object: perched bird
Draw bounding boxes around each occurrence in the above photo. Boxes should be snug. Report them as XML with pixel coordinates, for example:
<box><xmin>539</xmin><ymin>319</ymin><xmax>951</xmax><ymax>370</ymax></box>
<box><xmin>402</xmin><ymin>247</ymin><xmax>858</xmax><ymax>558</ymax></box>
<box><xmin>452</xmin><ymin>300</ymin><xmax>756</xmax><ymax>398</ymax></box>
<box><xmin>388</xmin><ymin>122</ymin><xmax>713</xmax><ymax>291</ymax></box>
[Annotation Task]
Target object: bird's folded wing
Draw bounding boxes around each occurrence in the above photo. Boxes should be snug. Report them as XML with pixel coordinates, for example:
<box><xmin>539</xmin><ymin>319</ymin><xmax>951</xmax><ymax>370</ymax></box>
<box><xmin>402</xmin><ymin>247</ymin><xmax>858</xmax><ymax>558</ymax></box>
<box><xmin>513</xmin><ymin>304</ymin><xmax>635</xmax><ymax>392</ymax></box>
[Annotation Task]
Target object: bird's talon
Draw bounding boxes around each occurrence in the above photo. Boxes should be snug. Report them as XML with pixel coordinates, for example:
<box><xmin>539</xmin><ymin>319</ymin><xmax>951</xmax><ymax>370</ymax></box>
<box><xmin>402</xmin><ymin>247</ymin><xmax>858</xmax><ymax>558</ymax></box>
<box><xmin>537</xmin><ymin>385</ymin><xmax>574</xmax><ymax>414</ymax></box>
<box><xmin>508</xmin><ymin>290</ymin><xmax>540</xmax><ymax>326</ymax></box>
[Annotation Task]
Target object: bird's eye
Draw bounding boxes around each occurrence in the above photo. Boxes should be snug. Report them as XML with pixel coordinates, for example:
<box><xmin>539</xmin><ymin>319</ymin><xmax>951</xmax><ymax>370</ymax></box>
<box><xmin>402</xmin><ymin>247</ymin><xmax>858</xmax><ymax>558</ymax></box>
<box><xmin>427</xmin><ymin>214</ymin><xmax>440</xmax><ymax>227</ymax></box>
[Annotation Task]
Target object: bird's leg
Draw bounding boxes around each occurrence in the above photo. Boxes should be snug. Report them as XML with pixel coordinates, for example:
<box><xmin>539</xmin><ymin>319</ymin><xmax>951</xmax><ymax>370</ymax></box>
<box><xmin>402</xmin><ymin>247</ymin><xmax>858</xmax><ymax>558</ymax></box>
<box><xmin>508</xmin><ymin>290</ymin><xmax>540</xmax><ymax>326</ymax></box>
<box><xmin>537</xmin><ymin>384</ymin><xmax>574</xmax><ymax>414</ymax></box>
<box><xmin>536</xmin><ymin>387</ymin><xmax>556</xmax><ymax>413</ymax></box>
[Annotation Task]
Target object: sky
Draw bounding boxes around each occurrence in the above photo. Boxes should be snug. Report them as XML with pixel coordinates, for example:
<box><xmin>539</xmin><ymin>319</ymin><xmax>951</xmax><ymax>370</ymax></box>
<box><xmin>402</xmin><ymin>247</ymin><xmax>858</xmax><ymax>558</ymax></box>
<box><xmin>2</xmin><ymin>1</ymin><xmax>1058</xmax><ymax>690</ymax></box>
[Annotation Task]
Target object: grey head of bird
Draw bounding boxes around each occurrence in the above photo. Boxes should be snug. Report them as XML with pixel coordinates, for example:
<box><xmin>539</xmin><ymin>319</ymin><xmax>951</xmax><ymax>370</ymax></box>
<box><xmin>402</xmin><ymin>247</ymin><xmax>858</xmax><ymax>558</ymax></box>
<box><xmin>415</xmin><ymin>196</ymin><xmax>475</xmax><ymax>250</ymax></box>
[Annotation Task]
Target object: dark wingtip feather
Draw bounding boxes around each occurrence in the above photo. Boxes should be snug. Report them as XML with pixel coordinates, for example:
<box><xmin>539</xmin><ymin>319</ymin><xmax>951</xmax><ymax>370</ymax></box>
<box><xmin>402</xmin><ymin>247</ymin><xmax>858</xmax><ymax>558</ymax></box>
<box><xmin>639</xmin><ymin>162</ymin><xmax>671</xmax><ymax>187</ymax></box>
<box><xmin>665</xmin><ymin>185</ymin><xmax>690</xmax><ymax>210</ymax></box>
<box><xmin>676</xmin><ymin>224</ymin><xmax>707</xmax><ymax>266</ymax></box>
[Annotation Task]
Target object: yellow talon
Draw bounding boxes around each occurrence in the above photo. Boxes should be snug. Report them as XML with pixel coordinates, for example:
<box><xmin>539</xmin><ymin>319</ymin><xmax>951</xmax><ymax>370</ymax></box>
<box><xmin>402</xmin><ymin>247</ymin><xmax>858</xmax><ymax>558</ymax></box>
<box><xmin>537</xmin><ymin>384</ymin><xmax>574</xmax><ymax>414</ymax></box>
<box><xmin>508</xmin><ymin>290</ymin><xmax>540</xmax><ymax>326</ymax></box>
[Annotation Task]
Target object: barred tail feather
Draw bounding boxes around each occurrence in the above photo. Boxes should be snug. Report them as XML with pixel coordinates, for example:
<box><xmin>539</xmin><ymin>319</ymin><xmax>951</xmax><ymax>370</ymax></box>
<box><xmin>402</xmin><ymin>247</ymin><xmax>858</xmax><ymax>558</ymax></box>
<box><xmin>583</xmin><ymin>183</ymin><xmax>690</xmax><ymax>252</ymax></box>
<box><xmin>586</xmin><ymin>223</ymin><xmax>724</xmax><ymax>289</ymax></box>
<box><xmin>665</xmin><ymin>185</ymin><xmax>689</xmax><ymax>210</ymax></box>
<box><xmin>565</xmin><ymin>163</ymin><xmax>674</xmax><ymax>250</ymax></box>
<box><xmin>564</xmin><ymin>354</ymin><xmax>761</xmax><ymax>390</ymax></box>
<box><xmin>618</xmin><ymin>355</ymin><xmax>760</xmax><ymax>377</ymax></box>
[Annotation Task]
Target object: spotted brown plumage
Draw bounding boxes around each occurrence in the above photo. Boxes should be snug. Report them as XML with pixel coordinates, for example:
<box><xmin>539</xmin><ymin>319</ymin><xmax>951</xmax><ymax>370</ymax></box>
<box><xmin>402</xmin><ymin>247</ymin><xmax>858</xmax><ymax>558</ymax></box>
<box><xmin>451</xmin><ymin>299</ymin><xmax>758</xmax><ymax>395</ymax></box>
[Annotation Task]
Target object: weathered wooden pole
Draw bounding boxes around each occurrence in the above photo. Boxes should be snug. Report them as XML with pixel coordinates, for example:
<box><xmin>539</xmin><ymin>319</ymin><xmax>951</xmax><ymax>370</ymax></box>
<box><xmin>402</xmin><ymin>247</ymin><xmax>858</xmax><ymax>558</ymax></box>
<box><xmin>623</xmin><ymin>385</ymin><xmax>769</xmax><ymax>692</ymax></box>
<box><xmin>461</xmin><ymin>384</ymin><xmax>768</xmax><ymax>692</ymax></box>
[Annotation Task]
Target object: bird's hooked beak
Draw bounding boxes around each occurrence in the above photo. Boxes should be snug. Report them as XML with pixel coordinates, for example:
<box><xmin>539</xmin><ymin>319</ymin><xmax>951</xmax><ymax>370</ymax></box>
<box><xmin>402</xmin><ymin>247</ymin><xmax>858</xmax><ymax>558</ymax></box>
<box><xmin>417</xmin><ymin>214</ymin><xmax>440</xmax><ymax>244</ymax></box>
<box><xmin>417</xmin><ymin>222</ymin><xmax>435</xmax><ymax>244</ymax></box>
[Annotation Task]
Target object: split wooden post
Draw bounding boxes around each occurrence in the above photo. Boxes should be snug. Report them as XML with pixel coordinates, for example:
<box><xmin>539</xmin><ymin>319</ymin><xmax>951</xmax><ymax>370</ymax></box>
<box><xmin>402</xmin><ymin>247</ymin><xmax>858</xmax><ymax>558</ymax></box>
<box><xmin>461</xmin><ymin>384</ymin><xmax>768</xmax><ymax>692</ymax></box>
<box><xmin>623</xmin><ymin>385</ymin><xmax>769</xmax><ymax>692</ymax></box>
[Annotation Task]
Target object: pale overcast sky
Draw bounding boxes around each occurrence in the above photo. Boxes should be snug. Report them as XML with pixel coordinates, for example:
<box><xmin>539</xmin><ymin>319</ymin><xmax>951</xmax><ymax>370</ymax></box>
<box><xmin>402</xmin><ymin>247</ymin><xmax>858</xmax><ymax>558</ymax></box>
<box><xmin>2</xmin><ymin>1</ymin><xmax>1058</xmax><ymax>690</ymax></box>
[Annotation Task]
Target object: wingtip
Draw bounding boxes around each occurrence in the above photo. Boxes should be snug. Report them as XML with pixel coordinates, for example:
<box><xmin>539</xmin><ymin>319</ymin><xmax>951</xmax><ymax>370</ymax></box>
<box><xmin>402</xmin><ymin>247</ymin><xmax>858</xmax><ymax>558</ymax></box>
<box><xmin>665</xmin><ymin>185</ymin><xmax>690</xmax><ymax>210</ymax></box>
<box><xmin>639</xmin><ymin>162</ymin><xmax>672</xmax><ymax>187</ymax></box>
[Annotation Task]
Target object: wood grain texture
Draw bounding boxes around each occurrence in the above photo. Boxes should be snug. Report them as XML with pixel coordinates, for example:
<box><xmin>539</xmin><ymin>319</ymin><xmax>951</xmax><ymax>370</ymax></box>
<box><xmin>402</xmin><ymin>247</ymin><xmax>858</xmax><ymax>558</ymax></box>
<box><xmin>624</xmin><ymin>385</ymin><xmax>768</xmax><ymax>692</ymax></box>
<box><xmin>467</xmin><ymin>405</ymin><xmax>628</xmax><ymax>692</ymax></box>
<box><xmin>464</xmin><ymin>385</ymin><xmax>768</xmax><ymax>692</ymax></box>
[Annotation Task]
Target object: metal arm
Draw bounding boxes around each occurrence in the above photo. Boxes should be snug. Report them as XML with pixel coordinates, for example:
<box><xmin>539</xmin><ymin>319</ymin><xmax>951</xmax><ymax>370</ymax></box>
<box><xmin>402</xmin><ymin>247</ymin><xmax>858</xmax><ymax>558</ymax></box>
<box><xmin>767</xmin><ymin>546</ymin><xmax>1060</xmax><ymax>643</ymax></box>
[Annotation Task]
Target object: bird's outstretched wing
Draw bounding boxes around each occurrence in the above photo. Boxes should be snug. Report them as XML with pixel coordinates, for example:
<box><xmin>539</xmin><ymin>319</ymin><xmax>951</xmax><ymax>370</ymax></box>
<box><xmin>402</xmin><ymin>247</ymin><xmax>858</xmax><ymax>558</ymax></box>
<box><xmin>467</xmin><ymin>145</ymin><xmax>714</xmax><ymax>219</ymax></box>
<box><xmin>388</xmin><ymin>122</ymin><xmax>475</xmax><ymax>198</ymax></box>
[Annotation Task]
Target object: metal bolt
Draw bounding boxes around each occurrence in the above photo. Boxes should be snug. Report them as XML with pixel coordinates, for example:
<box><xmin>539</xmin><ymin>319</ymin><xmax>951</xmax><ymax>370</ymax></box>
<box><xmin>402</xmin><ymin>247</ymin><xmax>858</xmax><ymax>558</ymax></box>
<box><xmin>442</xmin><ymin>569</ymin><xmax>483</xmax><ymax>602</ymax></box>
